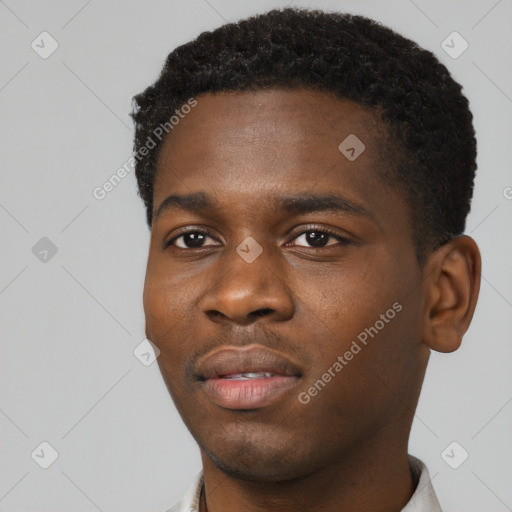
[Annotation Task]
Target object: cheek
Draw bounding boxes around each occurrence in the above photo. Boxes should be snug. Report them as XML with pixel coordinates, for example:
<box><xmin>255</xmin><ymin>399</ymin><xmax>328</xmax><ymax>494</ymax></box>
<box><xmin>142</xmin><ymin>264</ymin><xmax>197</xmax><ymax>352</ymax></box>
<box><xmin>297</xmin><ymin>260</ymin><xmax>417</xmax><ymax>395</ymax></box>
<box><xmin>296</xmin><ymin>264</ymin><xmax>393</xmax><ymax>348</ymax></box>
<box><xmin>143</xmin><ymin>276</ymin><xmax>171</xmax><ymax>341</ymax></box>
<box><xmin>300</xmin><ymin>309</ymin><xmax>418</xmax><ymax>439</ymax></box>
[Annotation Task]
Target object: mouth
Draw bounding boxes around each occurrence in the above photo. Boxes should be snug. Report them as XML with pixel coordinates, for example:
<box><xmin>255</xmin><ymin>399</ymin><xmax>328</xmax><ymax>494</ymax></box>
<box><xmin>219</xmin><ymin>372</ymin><xmax>282</xmax><ymax>380</ymax></box>
<box><xmin>195</xmin><ymin>345</ymin><xmax>302</xmax><ymax>410</ymax></box>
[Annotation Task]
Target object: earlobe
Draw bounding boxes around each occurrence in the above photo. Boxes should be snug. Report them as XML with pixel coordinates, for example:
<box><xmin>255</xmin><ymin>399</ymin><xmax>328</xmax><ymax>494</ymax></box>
<box><xmin>422</xmin><ymin>235</ymin><xmax>481</xmax><ymax>353</ymax></box>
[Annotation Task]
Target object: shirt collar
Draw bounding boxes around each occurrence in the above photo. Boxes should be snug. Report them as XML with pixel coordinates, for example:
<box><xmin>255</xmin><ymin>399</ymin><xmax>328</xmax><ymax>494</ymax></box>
<box><xmin>167</xmin><ymin>454</ymin><xmax>442</xmax><ymax>512</ymax></box>
<box><xmin>402</xmin><ymin>455</ymin><xmax>442</xmax><ymax>511</ymax></box>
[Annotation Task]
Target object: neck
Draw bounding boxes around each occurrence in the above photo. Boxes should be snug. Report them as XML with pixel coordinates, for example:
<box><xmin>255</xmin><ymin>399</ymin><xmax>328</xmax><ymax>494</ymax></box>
<box><xmin>199</xmin><ymin>432</ymin><xmax>415</xmax><ymax>512</ymax></box>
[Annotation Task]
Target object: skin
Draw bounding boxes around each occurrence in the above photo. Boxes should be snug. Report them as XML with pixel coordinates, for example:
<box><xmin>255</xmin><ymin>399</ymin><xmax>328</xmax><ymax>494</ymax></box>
<box><xmin>143</xmin><ymin>88</ymin><xmax>481</xmax><ymax>512</ymax></box>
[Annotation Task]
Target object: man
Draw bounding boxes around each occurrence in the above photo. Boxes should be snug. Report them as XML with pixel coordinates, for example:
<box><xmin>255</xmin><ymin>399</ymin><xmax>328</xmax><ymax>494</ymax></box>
<box><xmin>130</xmin><ymin>7</ymin><xmax>481</xmax><ymax>512</ymax></box>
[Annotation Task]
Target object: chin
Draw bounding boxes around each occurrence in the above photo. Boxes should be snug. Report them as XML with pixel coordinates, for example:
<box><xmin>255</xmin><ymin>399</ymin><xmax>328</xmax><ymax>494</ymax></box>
<box><xmin>207</xmin><ymin>451</ymin><xmax>304</xmax><ymax>482</ymax></box>
<box><xmin>199</xmin><ymin>434</ymin><xmax>314</xmax><ymax>482</ymax></box>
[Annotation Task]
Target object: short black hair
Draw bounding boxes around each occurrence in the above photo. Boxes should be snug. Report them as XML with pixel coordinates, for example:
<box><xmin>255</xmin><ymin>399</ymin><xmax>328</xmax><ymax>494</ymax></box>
<box><xmin>130</xmin><ymin>7</ymin><xmax>477</xmax><ymax>264</ymax></box>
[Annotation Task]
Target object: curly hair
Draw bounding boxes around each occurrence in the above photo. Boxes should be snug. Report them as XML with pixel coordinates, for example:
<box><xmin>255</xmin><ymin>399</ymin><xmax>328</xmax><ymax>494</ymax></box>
<box><xmin>130</xmin><ymin>7</ymin><xmax>477</xmax><ymax>263</ymax></box>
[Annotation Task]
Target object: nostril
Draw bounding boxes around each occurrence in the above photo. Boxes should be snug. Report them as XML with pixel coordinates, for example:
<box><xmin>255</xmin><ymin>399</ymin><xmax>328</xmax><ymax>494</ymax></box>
<box><xmin>206</xmin><ymin>310</ymin><xmax>227</xmax><ymax>320</ymax></box>
<box><xmin>251</xmin><ymin>308</ymin><xmax>274</xmax><ymax>318</ymax></box>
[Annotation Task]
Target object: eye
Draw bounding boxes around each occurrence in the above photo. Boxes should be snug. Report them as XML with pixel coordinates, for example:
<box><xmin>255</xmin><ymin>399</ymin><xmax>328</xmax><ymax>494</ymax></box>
<box><xmin>165</xmin><ymin>230</ymin><xmax>219</xmax><ymax>249</ymax></box>
<box><xmin>287</xmin><ymin>228</ymin><xmax>351</xmax><ymax>248</ymax></box>
<box><xmin>164</xmin><ymin>227</ymin><xmax>351</xmax><ymax>250</ymax></box>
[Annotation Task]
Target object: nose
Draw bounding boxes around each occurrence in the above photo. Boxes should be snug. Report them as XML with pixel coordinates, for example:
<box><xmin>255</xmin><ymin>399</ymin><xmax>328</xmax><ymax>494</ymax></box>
<box><xmin>199</xmin><ymin>245</ymin><xmax>295</xmax><ymax>325</ymax></box>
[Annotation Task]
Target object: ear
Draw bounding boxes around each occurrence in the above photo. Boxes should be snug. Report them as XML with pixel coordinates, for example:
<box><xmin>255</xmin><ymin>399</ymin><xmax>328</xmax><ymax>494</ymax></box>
<box><xmin>421</xmin><ymin>235</ymin><xmax>481</xmax><ymax>353</ymax></box>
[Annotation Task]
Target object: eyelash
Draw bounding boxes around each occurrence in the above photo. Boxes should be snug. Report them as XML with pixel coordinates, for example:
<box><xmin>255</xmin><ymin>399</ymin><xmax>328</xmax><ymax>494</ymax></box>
<box><xmin>164</xmin><ymin>225</ymin><xmax>352</xmax><ymax>250</ymax></box>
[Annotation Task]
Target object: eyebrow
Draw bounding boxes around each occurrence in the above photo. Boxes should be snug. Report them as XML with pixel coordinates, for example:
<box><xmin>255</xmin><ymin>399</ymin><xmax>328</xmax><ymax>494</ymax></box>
<box><xmin>154</xmin><ymin>191</ymin><xmax>372</xmax><ymax>221</ymax></box>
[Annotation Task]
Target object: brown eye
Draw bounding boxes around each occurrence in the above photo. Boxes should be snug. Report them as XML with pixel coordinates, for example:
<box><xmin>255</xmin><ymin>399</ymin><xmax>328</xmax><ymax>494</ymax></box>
<box><xmin>166</xmin><ymin>230</ymin><xmax>218</xmax><ymax>249</ymax></box>
<box><xmin>290</xmin><ymin>229</ymin><xmax>351</xmax><ymax>248</ymax></box>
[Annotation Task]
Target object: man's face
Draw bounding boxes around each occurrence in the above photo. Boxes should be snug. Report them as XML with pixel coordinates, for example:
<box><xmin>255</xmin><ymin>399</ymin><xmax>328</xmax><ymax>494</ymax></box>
<box><xmin>144</xmin><ymin>88</ymin><xmax>429</xmax><ymax>481</ymax></box>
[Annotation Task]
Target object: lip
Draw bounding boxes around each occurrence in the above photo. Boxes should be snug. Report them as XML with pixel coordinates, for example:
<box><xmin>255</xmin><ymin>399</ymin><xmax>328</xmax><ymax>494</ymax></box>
<box><xmin>195</xmin><ymin>344</ymin><xmax>302</xmax><ymax>410</ymax></box>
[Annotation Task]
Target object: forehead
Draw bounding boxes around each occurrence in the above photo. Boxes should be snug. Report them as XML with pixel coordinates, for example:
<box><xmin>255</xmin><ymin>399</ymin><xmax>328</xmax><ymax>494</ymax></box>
<box><xmin>152</xmin><ymin>88</ymin><xmax>401</xmax><ymax>224</ymax></box>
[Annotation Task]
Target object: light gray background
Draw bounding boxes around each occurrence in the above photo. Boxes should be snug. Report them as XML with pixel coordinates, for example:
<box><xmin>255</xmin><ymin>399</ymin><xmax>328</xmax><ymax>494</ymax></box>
<box><xmin>1</xmin><ymin>0</ymin><xmax>511</xmax><ymax>511</ymax></box>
